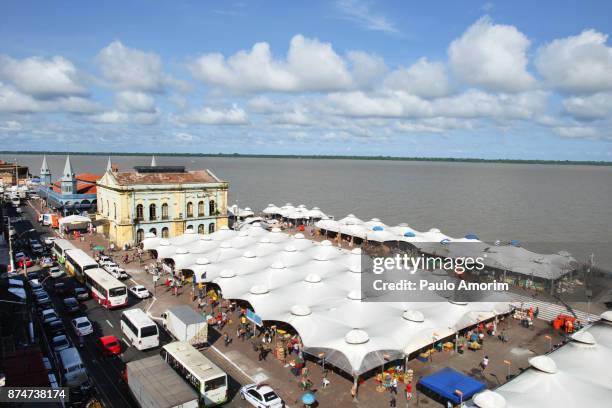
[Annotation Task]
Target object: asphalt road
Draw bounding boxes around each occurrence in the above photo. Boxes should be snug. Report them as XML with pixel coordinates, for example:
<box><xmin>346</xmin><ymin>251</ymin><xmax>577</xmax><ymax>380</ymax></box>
<box><xmin>9</xmin><ymin>201</ymin><xmax>251</xmax><ymax>408</ymax></box>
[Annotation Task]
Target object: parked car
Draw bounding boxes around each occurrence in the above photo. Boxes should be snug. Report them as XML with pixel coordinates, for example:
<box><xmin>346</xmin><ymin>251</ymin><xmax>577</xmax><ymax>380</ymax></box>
<box><xmin>99</xmin><ymin>255</ymin><xmax>112</xmax><ymax>263</ymax></box>
<box><xmin>63</xmin><ymin>297</ymin><xmax>80</xmax><ymax>314</ymax></box>
<box><xmin>45</xmin><ymin>319</ymin><xmax>66</xmax><ymax>337</ymax></box>
<box><xmin>44</xmin><ymin>236</ymin><xmax>55</xmax><ymax>245</ymax></box>
<box><xmin>26</xmin><ymin>271</ymin><xmax>40</xmax><ymax>281</ymax></box>
<box><xmin>98</xmin><ymin>335</ymin><xmax>121</xmax><ymax>356</ymax></box>
<box><xmin>53</xmin><ymin>282</ymin><xmax>69</xmax><ymax>296</ymax></box>
<box><xmin>30</xmin><ymin>281</ymin><xmax>44</xmax><ymax>292</ymax></box>
<box><xmin>52</xmin><ymin>334</ymin><xmax>71</xmax><ymax>354</ymax></box>
<box><xmin>129</xmin><ymin>285</ymin><xmax>150</xmax><ymax>299</ymax></box>
<box><xmin>73</xmin><ymin>287</ymin><xmax>89</xmax><ymax>301</ymax></box>
<box><xmin>17</xmin><ymin>257</ymin><xmax>34</xmax><ymax>268</ymax></box>
<box><xmin>104</xmin><ymin>265</ymin><xmax>128</xmax><ymax>280</ymax></box>
<box><xmin>14</xmin><ymin>252</ymin><xmax>26</xmax><ymax>261</ymax></box>
<box><xmin>239</xmin><ymin>384</ymin><xmax>285</xmax><ymax>408</ymax></box>
<box><xmin>34</xmin><ymin>291</ymin><xmax>52</xmax><ymax>305</ymax></box>
<box><xmin>48</xmin><ymin>267</ymin><xmax>64</xmax><ymax>278</ymax></box>
<box><xmin>71</xmin><ymin>317</ymin><xmax>93</xmax><ymax>336</ymax></box>
<box><xmin>41</xmin><ymin>308</ymin><xmax>59</xmax><ymax>324</ymax></box>
<box><xmin>99</xmin><ymin>260</ymin><xmax>118</xmax><ymax>269</ymax></box>
<box><xmin>31</xmin><ymin>242</ymin><xmax>44</xmax><ymax>254</ymax></box>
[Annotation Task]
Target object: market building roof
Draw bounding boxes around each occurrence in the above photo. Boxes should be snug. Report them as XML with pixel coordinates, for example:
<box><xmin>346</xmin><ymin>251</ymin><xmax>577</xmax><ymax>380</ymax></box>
<box><xmin>112</xmin><ymin>169</ymin><xmax>220</xmax><ymax>185</ymax></box>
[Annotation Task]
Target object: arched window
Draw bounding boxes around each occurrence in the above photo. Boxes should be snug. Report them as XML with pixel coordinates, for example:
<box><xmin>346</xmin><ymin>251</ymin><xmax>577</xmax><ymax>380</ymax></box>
<box><xmin>161</xmin><ymin>227</ymin><xmax>169</xmax><ymax>238</ymax></box>
<box><xmin>198</xmin><ymin>224</ymin><xmax>205</xmax><ymax>234</ymax></box>
<box><xmin>186</xmin><ymin>225</ymin><xmax>194</xmax><ymax>231</ymax></box>
<box><xmin>136</xmin><ymin>204</ymin><xmax>143</xmax><ymax>220</ymax></box>
<box><xmin>100</xmin><ymin>199</ymin><xmax>103</xmax><ymax>214</ymax></box>
<box><xmin>106</xmin><ymin>200</ymin><xmax>110</xmax><ymax>216</ymax></box>
<box><xmin>149</xmin><ymin>203</ymin><xmax>156</xmax><ymax>221</ymax></box>
<box><xmin>114</xmin><ymin>203</ymin><xmax>117</xmax><ymax>220</ymax></box>
<box><xmin>208</xmin><ymin>223</ymin><xmax>215</xmax><ymax>233</ymax></box>
<box><xmin>209</xmin><ymin>200</ymin><xmax>216</xmax><ymax>215</ymax></box>
<box><xmin>187</xmin><ymin>202</ymin><xmax>194</xmax><ymax>218</ymax></box>
<box><xmin>149</xmin><ymin>228</ymin><xmax>157</xmax><ymax>237</ymax></box>
<box><xmin>136</xmin><ymin>228</ymin><xmax>144</xmax><ymax>243</ymax></box>
<box><xmin>198</xmin><ymin>201</ymin><xmax>205</xmax><ymax>217</ymax></box>
<box><xmin>161</xmin><ymin>203</ymin><xmax>169</xmax><ymax>220</ymax></box>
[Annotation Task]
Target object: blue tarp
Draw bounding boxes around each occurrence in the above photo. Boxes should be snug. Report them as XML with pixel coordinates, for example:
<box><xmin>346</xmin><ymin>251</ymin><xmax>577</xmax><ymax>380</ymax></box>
<box><xmin>464</xmin><ymin>233</ymin><xmax>479</xmax><ymax>240</ymax></box>
<box><xmin>419</xmin><ymin>368</ymin><xmax>486</xmax><ymax>404</ymax></box>
<box><xmin>372</xmin><ymin>226</ymin><xmax>384</xmax><ymax>231</ymax></box>
<box><xmin>403</xmin><ymin>231</ymin><xmax>416</xmax><ymax>237</ymax></box>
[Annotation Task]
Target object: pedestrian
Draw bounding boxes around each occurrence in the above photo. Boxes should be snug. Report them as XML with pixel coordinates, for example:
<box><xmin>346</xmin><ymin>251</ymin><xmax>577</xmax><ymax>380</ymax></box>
<box><xmin>223</xmin><ymin>333</ymin><xmax>232</xmax><ymax>347</ymax></box>
<box><xmin>390</xmin><ymin>395</ymin><xmax>397</xmax><ymax>407</ymax></box>
<box><xmin>78</xmin><ymin>334</ymin><xmax>84</xmax><ymax>348</ymax></box>
<box><xmin>391</xmin><ymin>377</ymin><xmax>398</xmax><ymax>394</ymax></box>
<box><xmin>322</xmin><ymin>375</ymin><xmax>330</xmax><ymax>389</ymax></box>
<box><xmin>405</xmin><ymin>381</ymin><xmax>413</xmax><ymax>401</ymax></box>
<box><xmin>481</xmin><ymin>355</ymin><xmax>489</xmax><ymax>371</ymax></box>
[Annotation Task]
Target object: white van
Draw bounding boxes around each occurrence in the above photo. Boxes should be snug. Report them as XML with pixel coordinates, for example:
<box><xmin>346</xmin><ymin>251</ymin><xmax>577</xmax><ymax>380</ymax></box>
<box><xmin>121</xmin><ymin>308</ymin><xmax>159</xmax><ymax>350</ymax></box>
<box><xmin>59</xmin><ymin>347</ymin><xmax>87</xmax><ymax>387</ymax></box>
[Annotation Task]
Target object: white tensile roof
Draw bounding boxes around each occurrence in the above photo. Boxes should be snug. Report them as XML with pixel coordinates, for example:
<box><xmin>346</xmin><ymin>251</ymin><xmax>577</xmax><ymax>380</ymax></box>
<box><xmin>470</xmin><ymin>319</ymin><xmax>612</xmax><ymax>408</ymax></box>
<box><xmin>144</xmin><ymin>224</ymin><xmax>511</xmax><ymax>375</ymax></box>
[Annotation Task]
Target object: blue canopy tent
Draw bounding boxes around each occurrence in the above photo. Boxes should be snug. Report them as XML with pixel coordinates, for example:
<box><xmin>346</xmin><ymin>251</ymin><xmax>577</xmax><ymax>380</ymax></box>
<box><xmin>403</xmin><ymin>231</ymin><xmax>416</xmax><ymax>237</ymax></box>
<box><xmin>372</xmin><ymin>225</ymin><xmax>384</xmax><ymax>231</ymax></box>
<box><xmin>464</xmin><ymin>233</ymin><xmax>479</xmax><ymax>240</ymax></box>
<box><xmin>419</xmin><ymin>368</ymin><xmax>486</xmax><ymax>404</ymax></box>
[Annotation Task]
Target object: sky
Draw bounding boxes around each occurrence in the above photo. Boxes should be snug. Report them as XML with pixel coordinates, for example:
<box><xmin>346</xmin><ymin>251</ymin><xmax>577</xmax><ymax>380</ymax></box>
<box><xmin>1</xmin><ymin>0</ymin><xmax>612</xmax><ymax>160</ymax></box>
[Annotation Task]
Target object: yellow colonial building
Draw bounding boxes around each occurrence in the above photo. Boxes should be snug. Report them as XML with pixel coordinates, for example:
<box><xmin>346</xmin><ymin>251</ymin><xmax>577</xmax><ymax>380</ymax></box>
<box><xmin>96</xmin><ymin>158</ymin><xmax>228</xmax><ymax>247</ymax></box>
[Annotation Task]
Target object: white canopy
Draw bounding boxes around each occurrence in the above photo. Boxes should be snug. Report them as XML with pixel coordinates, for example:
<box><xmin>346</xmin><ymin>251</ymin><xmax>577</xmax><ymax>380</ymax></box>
<box><xmin>58</xmin><ymin>215</ymin><xmax>91</xmax><ymax>227</ymax></box>
<box><xmin>144</xmin><ymin>224</ymin><xmax>510</xmax><ymax>375</ymax></box>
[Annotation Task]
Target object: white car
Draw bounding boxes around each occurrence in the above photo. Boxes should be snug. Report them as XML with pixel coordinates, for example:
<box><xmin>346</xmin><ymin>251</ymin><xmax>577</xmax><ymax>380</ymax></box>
<box><xmin>99</xmin><ymin>260</ymin><xmax>118</xmax><ymax>269</ymax></box>
<box><xmin>15</xmin><ymin>252</ymin><xmax>26</xmax><ymax>261</ymax></box>
<box><xmin>31</xmin><ymin>243</ymin><xmax>44</xmax><ymax>254</ymax></box>
<box><xmin>129</xmin><ymin>285</ymin><xmax>150</xmax><ymax>299</ymax></box>
<box><xmin>41</xmin><ymin>308</ymin><xmax>59</xmax><ymax>324</ymax></box>
<box><xmin>104</xmin><ymin>265</ymin><xmax>128</xmax><ymax>280</ymax></box>
<box><xmin>71</xmin><ymin>316</ymin><xmax>93</xmax><ymax>336</ymax></box>
<box><xmin>52</xmin><ymin>334</ymin><xmax>71</xmax><ymax>353</ymax></box>
<box><xmin>240</xmin><ymin>384</ymin><xmax>285</xmax><ymax>408</ymax></box>
<box><xmin>48</xmin><ymin>267</ymin><xmax>64</xmax><ymax>278</ymax></box>
<box><xmin>44</xmin><ymin>237</ymin><xmax>55</xmax><ymax>245</ymax></box>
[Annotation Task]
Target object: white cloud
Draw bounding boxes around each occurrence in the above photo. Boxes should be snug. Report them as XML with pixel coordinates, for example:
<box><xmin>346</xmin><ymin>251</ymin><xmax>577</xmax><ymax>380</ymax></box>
<box><xmin>55</xmin><ymin>96</ymin><xmax>101</xmax><ymax>114</ymax></box>
<box><xmin>0</xmin><ymin>120</ymin><xmax>22</xmax><ymax>132</ymax></box>
<box><xmin>554</xmin><ymin>125</ymin><xmax>598</xmax><ymax>138</ymax></box>
<box><xmin>563</xmin><ymin>92</ymin><xmax>612</xmax><ymax>120</ymax></box>
<box><xmin>384</xmin><ymin>58</ymin><xmax>451</xmax><ymax>98</ymax></box>
<box><xmin>536</xmin><ymin>30</ymin><xmax>612</xmax><ymax>94</ymax></box>
<box><xmin>175</xmin><ymin>105</ymin><xmax>248</xmax><ymax>125</ymax></box>
<box><xmin>449</xmin><ymin>16</ymin><xmax>535</xmax><ymax>92</ymax></box>
<box><xmin>115</xmin><ymin>91</ymin><xmax>156</xmax><ymax>112</ymax></box>
<box><xmin>0</xmin><ymin>82</ymin><xmax>100</xmax><ymax>113</ymax></box>
<box><xmin>0</xmin><ymin>55</ymin><xmax>86</xmax><ymax>98</ymax></box>
<box><xmin>326</xmin><ymin>89</ymin><xmax>548</xmax><ymax>120</ymax></box>
<box><xmin>90</xmin><ymin>110</ymin><xmax>130</xmax><ymax>124</ymax></box>
<box><xmin>270</xmin><ymin>109</ymin><xmax>312</xmax><ymax>126</ymax></box>
<box><xmin>347</xmin><ymin>51</ymin><xmax>387</xmax><ymax>87</ymax></box>
<box><xmin>189</xmin><ymin>35</ymin><xmax>352</xmax><ymax>92</ymax></box>
<box><xmin>0</xmin><ymin>82</ymin><xmax>41</xmax><ymax>112</ymax></box>
<box><xmin>334</xmin><ymin>0</ymin><xmax>399</xmax><ymax>34</ymax></box>
<box><xmin>247</xmin><ymin>96</ymin><xmax>281</xmax><ymax>113</ymax></box>
<box><xmin>96</xmin><ymin>41</ymin><xmax>167</xmax><ymax>92</ymax></box>
<box><xmin>175</xmin><ymin>132</ymin><xmax>195</xmax><ymax>141</ymax></box>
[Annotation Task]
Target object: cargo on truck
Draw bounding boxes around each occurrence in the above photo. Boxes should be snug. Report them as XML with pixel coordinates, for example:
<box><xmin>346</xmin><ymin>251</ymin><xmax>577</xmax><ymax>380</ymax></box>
<box><xmin>126</xmin><ymin>354</ymin><xmax>199</xmax><ymax>408</ymax></box>
<box><xmin>161</xmin><ymin>305</ymin><xmax>208</xmax><ymax>345</ymax></box>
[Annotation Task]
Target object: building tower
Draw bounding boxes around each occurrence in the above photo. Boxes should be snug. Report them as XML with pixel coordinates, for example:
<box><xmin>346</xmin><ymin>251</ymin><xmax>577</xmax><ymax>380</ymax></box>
<box><xmin>151</xmin><ymin>155</ymin><xmax>157</xmax><ymax>166</ymax></box>
<box><xmin>106</xmin><ymin>156</ymin><xmax>112</xmax><ymax>172</ymax></box>
<box><xmin>40</xmin><ymin>155</ymin><xmax>52</xmax><ymax>185</ymax></box>
<box><xmin>60</xmin><ymin>155</ymin><xmax>77</xmax><ymax>195</ymax></box>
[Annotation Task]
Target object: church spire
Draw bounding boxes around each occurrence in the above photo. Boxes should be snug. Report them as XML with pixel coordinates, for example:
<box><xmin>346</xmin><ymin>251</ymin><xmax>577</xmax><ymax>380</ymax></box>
<box><xmin>40</xmin><ymin>155</ymin><xmax>51</xmax><ymax>185</ymax></box>
<box><xmin>151</xmin><ymin>155</ymin><xmax>157</xmax><ymax>166</ymax></box>
<box><xmin>62</xmin><ymin>155</ymin><xmax>75</xmax><ymax>181</ymax></box>
<box><xmin>106</xmin><ymin>156</ymin><xmax>112</xmax><ymax>172</ymax></box>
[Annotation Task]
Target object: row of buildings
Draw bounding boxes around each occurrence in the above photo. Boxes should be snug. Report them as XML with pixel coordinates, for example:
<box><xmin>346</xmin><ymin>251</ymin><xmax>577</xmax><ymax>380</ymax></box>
<box><xmin>37</xmin><ymin>156</ymin><xmax>229</xmax><ymax>247</ymax></box>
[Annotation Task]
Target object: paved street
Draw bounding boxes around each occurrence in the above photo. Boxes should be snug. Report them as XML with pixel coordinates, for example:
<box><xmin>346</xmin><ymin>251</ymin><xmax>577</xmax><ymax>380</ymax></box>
<box><xmin>12</xmin><ymin>200</ymin><xmax>253</xmax><ymax>407</ymax></box>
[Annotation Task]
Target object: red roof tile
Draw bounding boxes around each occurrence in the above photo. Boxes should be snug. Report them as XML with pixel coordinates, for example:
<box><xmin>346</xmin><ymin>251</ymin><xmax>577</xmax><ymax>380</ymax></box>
<box><xmin>112</xmin><ymin>170</ymin><xmax>218</xmax><ymax>185</ymax></box>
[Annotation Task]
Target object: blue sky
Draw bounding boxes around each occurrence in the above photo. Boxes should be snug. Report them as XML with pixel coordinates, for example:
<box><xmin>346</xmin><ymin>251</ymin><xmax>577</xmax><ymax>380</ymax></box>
<box><xmin>1</xmin><ymin>0</ymin><xmax>612</xmax><ymax>160</ymax></box>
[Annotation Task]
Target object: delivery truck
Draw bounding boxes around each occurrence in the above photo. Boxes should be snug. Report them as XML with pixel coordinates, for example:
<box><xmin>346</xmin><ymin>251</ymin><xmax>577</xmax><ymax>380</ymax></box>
<box><xmin>160</xmin><ymin>305</ymin><xmax>208</xmax><ymax>345</ymax></box>
<box><xmin>126</xmin><ymin>355</ymin><xmax>198</xmax><ymax>408</ymax></box>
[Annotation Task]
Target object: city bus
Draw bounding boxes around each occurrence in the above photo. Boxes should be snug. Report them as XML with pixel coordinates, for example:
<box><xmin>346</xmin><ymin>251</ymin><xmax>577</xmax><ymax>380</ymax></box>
<box><xmin>65</xmin><ymin>249</ymin><xmax>98</xmax><ymax>282</ymax></box>
<box><xmin>161</xmin><ymin>342</ymin><xmax>228</xmax><ymax>406</ymax></box>
<box><xmin>121</xmin><ymin>308</ymin><xmax>160</xmax><ymax>350</ymax></box>
<box><xmin>84</xmin><ymin>268</ymin><xmax>128</xmax><ymax>309</ymax></box>
<box><xmin>52</xmin><ymin>239</ymin><xmax>76</xmax><ymax>264</ymax></box>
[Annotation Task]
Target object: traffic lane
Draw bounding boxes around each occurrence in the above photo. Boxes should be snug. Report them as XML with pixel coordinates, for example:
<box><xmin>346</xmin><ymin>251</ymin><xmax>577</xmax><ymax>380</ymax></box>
<box><xmin>48</xmin><ymin>280</ymin><xmax>138</xmax><ymax>408</ymax></box>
